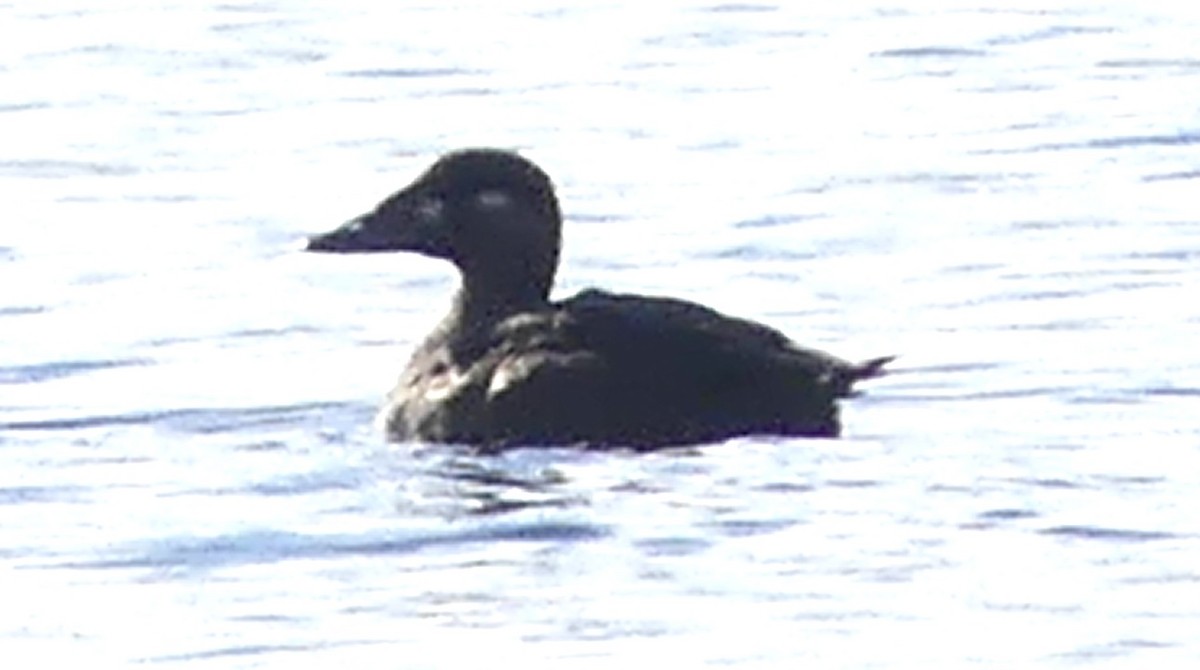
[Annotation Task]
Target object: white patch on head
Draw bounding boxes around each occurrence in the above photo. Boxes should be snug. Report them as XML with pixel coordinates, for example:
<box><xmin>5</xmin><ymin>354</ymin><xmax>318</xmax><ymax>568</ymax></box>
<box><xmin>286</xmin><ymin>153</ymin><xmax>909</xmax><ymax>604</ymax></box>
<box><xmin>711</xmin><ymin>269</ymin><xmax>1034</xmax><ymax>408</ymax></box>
<box><xmin>475</xmin><ymin>189</ymin><xmax>512</xmax><ymax>210</ymax></box>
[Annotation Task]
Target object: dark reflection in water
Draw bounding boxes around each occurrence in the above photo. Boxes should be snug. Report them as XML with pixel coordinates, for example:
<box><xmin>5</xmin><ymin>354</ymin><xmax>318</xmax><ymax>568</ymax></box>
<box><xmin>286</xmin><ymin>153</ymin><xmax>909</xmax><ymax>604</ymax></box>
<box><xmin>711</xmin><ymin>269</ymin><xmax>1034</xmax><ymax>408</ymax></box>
<box><xmin>412</xmin><ymin>450</ymin><xmax>589</xmax><ymax>516</ymax></box>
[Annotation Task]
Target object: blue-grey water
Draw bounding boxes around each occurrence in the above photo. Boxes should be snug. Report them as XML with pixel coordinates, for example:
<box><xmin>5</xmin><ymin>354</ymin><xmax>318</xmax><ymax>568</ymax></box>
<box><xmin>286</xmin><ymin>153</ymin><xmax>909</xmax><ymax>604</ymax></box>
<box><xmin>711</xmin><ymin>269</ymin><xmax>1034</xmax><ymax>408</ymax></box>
<box><xmin>3</xmin><ymin>1</ymin><xmax>1199</xmax><ymax>667</ymax></box>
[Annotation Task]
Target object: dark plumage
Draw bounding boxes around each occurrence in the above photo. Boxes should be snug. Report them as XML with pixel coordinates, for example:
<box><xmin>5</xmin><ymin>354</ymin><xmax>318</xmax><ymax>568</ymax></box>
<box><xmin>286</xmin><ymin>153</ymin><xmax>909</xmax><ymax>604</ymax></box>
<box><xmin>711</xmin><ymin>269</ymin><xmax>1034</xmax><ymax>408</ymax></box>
<box><xmin>307</xmin><ymin>148</ymin><xmax>891</xmax><ymax>450</ymax></box>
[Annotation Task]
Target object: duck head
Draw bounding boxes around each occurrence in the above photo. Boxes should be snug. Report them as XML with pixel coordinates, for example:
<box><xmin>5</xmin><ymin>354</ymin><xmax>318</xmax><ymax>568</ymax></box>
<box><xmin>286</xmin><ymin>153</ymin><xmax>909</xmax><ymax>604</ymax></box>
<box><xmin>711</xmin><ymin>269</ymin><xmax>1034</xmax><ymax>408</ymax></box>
<box><xmin>308</xmin><ymin>148</ymin><xmax>563</xmax><ymax>305</ymax></box>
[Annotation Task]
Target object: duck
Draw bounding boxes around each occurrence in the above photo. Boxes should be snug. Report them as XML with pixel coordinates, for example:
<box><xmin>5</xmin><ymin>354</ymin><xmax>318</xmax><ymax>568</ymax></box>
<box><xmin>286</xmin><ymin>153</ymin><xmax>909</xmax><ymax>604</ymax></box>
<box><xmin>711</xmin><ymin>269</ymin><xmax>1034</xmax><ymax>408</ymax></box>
<box><xmin>307</xmin><ymin>148</ymin><xmax>891</xmax><ymax>450</ymax></box>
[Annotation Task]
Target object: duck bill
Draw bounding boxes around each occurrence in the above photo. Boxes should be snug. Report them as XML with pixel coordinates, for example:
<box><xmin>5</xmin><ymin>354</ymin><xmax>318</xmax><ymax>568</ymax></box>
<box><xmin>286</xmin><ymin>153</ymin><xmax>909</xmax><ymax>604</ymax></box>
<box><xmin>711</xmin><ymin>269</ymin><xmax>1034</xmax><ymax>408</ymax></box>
<box><xmin>306</xmin><ymin>190</ymin><xmax>450</xmax><ymax>256</ymax></box>
<box><xmin>306</xmin><ymin>211</ymin><xmax>396</xmax><ymax>253</ymax></box>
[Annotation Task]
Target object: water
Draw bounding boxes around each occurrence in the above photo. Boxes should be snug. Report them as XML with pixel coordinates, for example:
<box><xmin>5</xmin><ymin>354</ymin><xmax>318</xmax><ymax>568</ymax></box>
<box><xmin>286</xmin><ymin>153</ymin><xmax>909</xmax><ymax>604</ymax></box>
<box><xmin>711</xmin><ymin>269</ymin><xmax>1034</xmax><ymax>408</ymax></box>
<box><xmin>3</xmin><ymin>0</ymin><xmax>1199</xmax><ymax>666</ymax></box>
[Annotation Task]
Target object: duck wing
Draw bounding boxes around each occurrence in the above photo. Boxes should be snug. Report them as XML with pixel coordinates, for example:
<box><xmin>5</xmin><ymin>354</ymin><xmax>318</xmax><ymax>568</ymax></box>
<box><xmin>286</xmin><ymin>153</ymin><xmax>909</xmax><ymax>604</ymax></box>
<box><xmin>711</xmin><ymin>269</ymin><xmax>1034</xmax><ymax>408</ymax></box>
<box><xmin>563</xmin><ymin>289</ymin><xmax>888</xmax><ymax>395</ymax></box>
<box><xmin>476</xmin><ymin>289</ymin><xmax>889</xmax><ymax>448</ymax></box>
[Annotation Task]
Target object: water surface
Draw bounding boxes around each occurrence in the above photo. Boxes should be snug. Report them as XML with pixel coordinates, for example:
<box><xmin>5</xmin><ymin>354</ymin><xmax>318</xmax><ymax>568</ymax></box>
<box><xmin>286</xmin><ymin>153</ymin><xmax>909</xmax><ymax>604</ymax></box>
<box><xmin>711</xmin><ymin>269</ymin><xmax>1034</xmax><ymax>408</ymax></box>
<box><xmin>2</xmin><ymin>1</ymin><xmax>1198</xmax><ymax>667</ymax></box>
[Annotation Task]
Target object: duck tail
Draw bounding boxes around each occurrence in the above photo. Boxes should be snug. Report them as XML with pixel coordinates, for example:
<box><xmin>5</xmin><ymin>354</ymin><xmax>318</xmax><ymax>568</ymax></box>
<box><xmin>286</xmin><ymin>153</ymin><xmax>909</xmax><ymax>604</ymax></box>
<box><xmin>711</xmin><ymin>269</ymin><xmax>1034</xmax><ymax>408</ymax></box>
<box><xmin>831</xmin><ymin>355</ymin><xmax>894</xmax><ymax>397</ymax></box>
<box><xmin>852</xmin><ymin>355</ymin><xmax>894</xmax><ymax>381</ymax></box>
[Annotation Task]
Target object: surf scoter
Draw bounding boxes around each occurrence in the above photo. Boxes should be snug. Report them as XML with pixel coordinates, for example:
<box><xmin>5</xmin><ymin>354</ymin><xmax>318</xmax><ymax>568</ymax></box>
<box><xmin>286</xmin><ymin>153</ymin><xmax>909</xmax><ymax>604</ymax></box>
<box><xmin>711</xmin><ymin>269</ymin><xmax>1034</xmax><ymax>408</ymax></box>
<box><xmin>307</xmin><ymin>148</ymin><xmax>891</xmax><ymax>449</ymax></box>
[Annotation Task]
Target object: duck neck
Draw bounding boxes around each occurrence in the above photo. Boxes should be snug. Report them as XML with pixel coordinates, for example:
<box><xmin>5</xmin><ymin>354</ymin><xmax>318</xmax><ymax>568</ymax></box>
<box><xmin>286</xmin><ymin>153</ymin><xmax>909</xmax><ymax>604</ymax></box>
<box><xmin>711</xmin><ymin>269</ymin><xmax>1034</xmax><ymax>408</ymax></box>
<box><xmin>447</xmin><ymin>271</ymin><xmax>551</xmax><ymax>331</ymax></box>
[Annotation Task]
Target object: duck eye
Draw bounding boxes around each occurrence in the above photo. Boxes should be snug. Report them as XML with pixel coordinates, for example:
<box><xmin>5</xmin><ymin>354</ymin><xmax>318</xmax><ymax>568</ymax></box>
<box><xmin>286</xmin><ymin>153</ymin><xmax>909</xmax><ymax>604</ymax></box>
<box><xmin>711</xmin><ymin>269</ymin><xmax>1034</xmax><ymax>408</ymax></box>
<box><xmin>475</xmin><ymin>189</ymin><xmax>512</xmax><ymax>210</ymax></box>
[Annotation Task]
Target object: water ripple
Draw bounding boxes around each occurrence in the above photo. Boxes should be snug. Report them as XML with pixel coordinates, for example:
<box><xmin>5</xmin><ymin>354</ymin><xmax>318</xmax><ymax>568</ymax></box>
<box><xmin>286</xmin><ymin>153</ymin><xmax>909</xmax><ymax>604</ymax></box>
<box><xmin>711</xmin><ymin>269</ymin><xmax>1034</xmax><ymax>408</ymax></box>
<box><xmin>0</xmin><ymin>159</ymin><xmax>139</xmax><ymax>178</ymax></box>
<box><xmin>982</xmin><ymin>131</ymin><xmax>1200</xmax><ymax>154</ymax></box>
<box><xmin>0</xmin><ymin>358</ymin><xmax>149</xmax><ymax>385</ymax></box>
<box><xmin>44</xmin><ymin>522</ymin><xmax>609</xmax><ymax>572</ymax></box>
<box><xmin>338</xmin><ymin>67</ymin><xmax>482</xmax><ymax>78</ymax></box>
<box><xmin>1040</xmin><ymin>526</ymin><xmax>1179</xmax><ymax>542</ymax></box>
<box><xmin>873</xmin><ymin>47</ymin><xmax>989</xmax><ymax>58</ymax></box>
<box><xmin>0</xmin><ymin>401</ymin><xmax>360</xmax><ymax>434</ymax></box>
